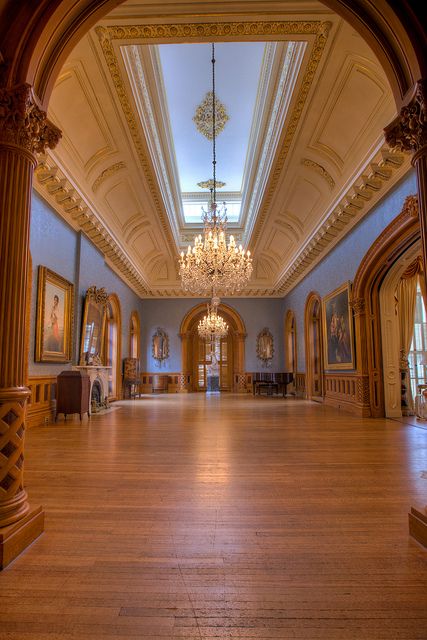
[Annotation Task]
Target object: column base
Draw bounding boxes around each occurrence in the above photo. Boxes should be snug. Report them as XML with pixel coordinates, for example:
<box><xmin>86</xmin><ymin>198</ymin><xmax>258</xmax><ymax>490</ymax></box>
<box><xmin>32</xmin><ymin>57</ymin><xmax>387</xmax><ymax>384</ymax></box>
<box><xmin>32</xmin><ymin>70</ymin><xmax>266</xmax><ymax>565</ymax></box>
<box><xmin>409</xmin><ymin>506</ymin><xmax>427</xmax><ymax>548</ymax></box>
<box><xmin>0</xmin><ymin>504</ymin><xmax>44</xmax><ymax>569</ymax></box>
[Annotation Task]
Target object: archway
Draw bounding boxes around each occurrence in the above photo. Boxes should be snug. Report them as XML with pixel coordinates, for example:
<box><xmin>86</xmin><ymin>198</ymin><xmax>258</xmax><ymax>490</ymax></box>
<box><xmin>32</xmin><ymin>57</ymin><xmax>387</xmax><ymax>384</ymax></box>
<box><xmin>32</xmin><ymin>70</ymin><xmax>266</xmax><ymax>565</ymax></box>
<box><xmin>180</xmin><ymin>302</ymin><xmax>246</xmax><ymax>393</ymax></box>
<box><xmin>104</xmin><ymin>293</ymin><xmax>122</xmax><ymax>401</ymax></box>
<box><xmin>284</xmin><ymin>309</ymin><xmax>297</xmax><ymax>391</ymax></box>
<box><xmin>1</xmin><ymin>1</ymin><xmax>423</xmax><ymax>108</ymax></box>
<box><xmin>129</xmin><ymin>310</ymin><xmax>141</xmax><ymax>360</ymax></box>
<box><xmin>305</xmin><ymin>292</ymin><xmax>324</xmax><ymax>401</ymax></box>
<box><xmin>352</xmin><ymin>194</ymin><xmax>419</xmax><ymax>417</ymax></box>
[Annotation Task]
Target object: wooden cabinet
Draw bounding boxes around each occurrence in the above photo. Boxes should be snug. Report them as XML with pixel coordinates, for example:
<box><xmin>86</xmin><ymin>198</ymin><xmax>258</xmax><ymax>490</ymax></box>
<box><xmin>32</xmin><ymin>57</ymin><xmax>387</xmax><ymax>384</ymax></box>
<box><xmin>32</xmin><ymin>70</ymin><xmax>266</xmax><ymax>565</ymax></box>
<box><xmin>56</xmin><ymin>370</ymin><xmax>90</xmax><ymax>420</ymax></box>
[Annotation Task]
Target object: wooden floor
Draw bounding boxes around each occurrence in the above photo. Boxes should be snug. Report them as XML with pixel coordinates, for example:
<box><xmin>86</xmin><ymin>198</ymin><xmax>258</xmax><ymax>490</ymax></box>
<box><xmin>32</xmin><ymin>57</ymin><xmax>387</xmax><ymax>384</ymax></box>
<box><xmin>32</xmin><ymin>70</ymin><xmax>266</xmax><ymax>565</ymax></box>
<box><xmin>1</xmin><ymin>394</ymin><xmax>427</xmax><ymax>639</ymax></box>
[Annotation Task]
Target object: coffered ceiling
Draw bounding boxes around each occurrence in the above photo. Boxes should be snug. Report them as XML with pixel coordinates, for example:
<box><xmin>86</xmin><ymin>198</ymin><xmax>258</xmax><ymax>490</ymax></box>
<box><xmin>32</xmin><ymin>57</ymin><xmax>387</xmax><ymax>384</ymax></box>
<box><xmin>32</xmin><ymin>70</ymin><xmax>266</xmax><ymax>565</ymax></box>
<box><xmin>34</xmin><ymin>0</ymin><xmax>411</xmax><ymax>298</ymax></box>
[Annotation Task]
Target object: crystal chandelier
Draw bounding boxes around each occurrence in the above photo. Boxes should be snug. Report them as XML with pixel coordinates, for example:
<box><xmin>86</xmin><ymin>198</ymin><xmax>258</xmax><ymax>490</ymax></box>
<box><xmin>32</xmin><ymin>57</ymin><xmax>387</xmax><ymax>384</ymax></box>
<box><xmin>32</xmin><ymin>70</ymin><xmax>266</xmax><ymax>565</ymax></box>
<box><xmin>179</xmin><ymin>44</ymin><xmax>252</xmax><ymax>296</ymax></box>
<box><xmin>198</xmin><ymin>295</ymin><xmax>228</xmax><ymax>340</ymax></box>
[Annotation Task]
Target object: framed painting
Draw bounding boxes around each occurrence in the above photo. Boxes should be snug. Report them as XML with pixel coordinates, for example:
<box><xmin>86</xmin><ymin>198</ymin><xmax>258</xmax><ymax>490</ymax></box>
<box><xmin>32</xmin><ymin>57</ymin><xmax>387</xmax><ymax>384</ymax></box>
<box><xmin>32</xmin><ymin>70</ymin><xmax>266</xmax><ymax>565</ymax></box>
<box><xmin>322</xmin><ymin>282</ymin><xmax>355</xmax><ymax>370</ymax></box>
<box><xmin>35</xmin><ymin>266</ymin><xmax>74</xmax><ymax>362</ymax></box>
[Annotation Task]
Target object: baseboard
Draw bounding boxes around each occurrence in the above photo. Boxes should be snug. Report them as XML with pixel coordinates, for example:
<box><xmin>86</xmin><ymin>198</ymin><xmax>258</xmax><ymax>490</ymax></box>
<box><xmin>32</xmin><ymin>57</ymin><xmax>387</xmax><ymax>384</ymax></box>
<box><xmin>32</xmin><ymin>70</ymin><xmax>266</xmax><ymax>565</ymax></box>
<box><xmin>324</xmin><ymin>394</ymin><xmax>371</xmax><ymax>416</ymax></box>
<box><xmin>409</xmin><ymin>506</ymin><xmax>427</xmax><ymax>548</ymax></box>
<box><xmin>0</xmin><ymin>505</ymin><xmax>44</xmax><ymax>569</ymax></box>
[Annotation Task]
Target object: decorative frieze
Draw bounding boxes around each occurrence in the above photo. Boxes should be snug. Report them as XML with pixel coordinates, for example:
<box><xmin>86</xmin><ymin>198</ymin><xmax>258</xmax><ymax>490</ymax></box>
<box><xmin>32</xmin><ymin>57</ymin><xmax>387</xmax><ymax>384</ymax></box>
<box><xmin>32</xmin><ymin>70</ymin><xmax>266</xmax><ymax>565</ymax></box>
<box><xmin>193</xmin><ymin>91</ymin><xmax>229</xmax><ymax>140</ymax></box>
<box><xmin>302</xmin><ymin>158</ymin><xmax>335</xmax><ymax>189</ymax></box>
<box><xmin>92</xmin><ymin>161</ymin><xmax>126</xmax><ymax>192</ymax></box>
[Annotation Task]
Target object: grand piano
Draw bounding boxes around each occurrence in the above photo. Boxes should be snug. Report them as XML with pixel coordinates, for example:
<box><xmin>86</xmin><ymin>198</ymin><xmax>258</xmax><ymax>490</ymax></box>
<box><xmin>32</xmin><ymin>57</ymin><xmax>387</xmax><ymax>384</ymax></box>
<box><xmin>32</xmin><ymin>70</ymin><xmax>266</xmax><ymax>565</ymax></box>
<box><xmin>251</xmin><ymin>372</ymin><xmax>294</xmax><ymax>396</ymax></box>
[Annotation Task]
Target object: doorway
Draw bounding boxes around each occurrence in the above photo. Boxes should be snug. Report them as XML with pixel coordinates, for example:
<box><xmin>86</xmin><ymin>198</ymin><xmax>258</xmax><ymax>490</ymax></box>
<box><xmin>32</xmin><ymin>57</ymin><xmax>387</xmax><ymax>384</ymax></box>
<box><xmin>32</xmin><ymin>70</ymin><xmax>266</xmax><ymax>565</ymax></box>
<box><xmin>305</xmin><ymin>292</ymin><xmax>324</xmax><ymax>401</ymax></box>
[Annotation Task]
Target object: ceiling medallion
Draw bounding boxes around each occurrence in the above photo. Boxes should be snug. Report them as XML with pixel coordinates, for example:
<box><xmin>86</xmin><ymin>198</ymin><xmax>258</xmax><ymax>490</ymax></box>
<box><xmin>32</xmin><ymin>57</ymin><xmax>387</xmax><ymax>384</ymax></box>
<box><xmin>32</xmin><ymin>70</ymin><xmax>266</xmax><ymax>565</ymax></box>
<box><xmin>197</xmin><ymin>179</ymin><xmax>226</xmax><ymax>190</ymax></box>
<box><xmin>193</xmin><ymin>91</ymin><xmax>229</xmax><ymax>140</ymax></box>
<box><xmin>179</xmin><ymin>44</ymin><xmax>252</xmax><ymax>296</ymax></box>
<box><xmin>198</xmin><ymin>295</ymin><xmax>228</xmax><ymax>341</ymax></box>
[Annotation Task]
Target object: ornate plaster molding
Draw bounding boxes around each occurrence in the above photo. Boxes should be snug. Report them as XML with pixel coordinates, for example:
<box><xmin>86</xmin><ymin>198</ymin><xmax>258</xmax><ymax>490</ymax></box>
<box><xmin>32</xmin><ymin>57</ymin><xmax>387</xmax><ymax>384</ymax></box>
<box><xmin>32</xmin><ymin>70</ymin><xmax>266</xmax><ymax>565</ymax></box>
<box><xmin>302</xmin><ymin>158</ymin><xmax>335</xmax><ymax>189</ymax></box>
<box><xmin>384</xmin><ymin>80</ymin><xmax>427</xmax><ymax>158</ymax></box>
<box><xmin>276</xmin><ymin>145</ymin><xmax>409</xmax><ymax>295</ymax></box>
<box><xmin>197</xmin><ymin>179</ymin><xmax>226</xmax><ymax>190</ymax></box>
<box><xmin>0</xmin><ymin>83</ymin><xmax>61</xmax><ymax>155</ymax></box>
<box><xmin>92</xmin><ymin>161</ymin><xmax>126</xmax><ymax>192</ymax></box>
<box><xmin>34</xmin><ymin>153</ymin><xmax>149</xmax><ymax>297</ymax></box>
<box><xmin>248</xmin><ymin>23</ymin><xmax>332</xmax><ymax>247</ymax></box>
<box><xmin>193</xmin><ymin>91</ymin><xmax>229</xmax><ymax>140</ymax></box>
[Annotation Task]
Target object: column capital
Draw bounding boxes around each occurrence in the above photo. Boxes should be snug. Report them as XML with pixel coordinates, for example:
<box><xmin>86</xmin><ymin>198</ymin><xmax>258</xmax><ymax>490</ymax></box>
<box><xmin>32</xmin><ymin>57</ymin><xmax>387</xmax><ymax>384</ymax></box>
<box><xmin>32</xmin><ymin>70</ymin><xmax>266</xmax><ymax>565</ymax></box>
<box><xmin>351</xmin><ymin>297</ymin><xmax>366</xmax><ymax>316</ymax></box>
<box><xmin>385</xmin><ymin>80</ymin><xmax>427</xmax><ymax>161</ymax></box>
<box><xmin>0</xmin><ymin>83</ymin><xmax>61</xmax><ymax>156</ymax></box>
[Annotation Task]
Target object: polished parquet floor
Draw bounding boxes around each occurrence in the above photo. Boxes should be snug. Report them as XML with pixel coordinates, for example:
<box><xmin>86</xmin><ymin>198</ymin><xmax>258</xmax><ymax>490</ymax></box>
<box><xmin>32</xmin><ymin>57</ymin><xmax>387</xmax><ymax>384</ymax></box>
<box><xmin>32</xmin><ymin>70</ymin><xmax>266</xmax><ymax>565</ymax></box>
<box><xmin>1</xmin><ymin>394</ymin><xmax>427</xmax><ymax>639</ymax></box>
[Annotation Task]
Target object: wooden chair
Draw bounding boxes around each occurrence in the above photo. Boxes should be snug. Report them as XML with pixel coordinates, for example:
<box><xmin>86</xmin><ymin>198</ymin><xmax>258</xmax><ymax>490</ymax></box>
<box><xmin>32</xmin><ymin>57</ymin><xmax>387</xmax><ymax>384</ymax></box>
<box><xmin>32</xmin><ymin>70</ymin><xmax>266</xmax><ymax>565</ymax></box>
<box><xmin>123</xmin><ymin>358</ymin><xmax>141</xmax><ymax>398</ymax></box>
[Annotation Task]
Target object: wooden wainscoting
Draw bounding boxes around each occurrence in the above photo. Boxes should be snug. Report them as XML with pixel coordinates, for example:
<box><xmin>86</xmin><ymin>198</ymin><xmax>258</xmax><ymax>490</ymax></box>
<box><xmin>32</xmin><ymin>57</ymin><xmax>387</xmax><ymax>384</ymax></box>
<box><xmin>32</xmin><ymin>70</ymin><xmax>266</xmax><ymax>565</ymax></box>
<box><xmin>27</xmin><ymin>375</ymin><xmax>57</xmax><ymax>427</ymax></box>
<box><xmin>140</xmin><ymin>373</ymin><xmax>182</xmax><ymax>394</ymax></box>
<box><xmin>324</xmin><ymin>373</ymin><xmax>371</xmax><ymax>416</ymax></box>
<box><xmin>295</xmin><ymin>372</ymin><xmax>306</xmax><ymax>397</ymax></box>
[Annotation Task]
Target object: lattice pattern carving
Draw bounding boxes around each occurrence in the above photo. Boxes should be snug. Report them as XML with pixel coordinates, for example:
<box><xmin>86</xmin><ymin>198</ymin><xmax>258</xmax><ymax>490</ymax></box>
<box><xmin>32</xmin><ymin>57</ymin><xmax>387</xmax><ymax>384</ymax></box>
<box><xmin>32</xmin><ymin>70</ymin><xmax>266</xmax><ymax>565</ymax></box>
<box><xmin>0</xmin><ymin>399</ymin><xmax>25</xmax><ymax>499</ymax></box>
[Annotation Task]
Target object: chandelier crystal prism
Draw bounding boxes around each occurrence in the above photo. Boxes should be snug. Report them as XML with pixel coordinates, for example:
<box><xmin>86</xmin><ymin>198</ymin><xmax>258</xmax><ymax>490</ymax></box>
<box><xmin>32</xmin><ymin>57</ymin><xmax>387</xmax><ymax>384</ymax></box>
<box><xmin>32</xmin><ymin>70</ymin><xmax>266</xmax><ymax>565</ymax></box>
<box><xmin>179</xmin><ymin>44</ymin><xmax>253</xmax><ymax>296</ymax></box>
<box><xmin>198</xmin><ymin>296</ymin><xmax>228</xmax><ymax>340</ymax></box>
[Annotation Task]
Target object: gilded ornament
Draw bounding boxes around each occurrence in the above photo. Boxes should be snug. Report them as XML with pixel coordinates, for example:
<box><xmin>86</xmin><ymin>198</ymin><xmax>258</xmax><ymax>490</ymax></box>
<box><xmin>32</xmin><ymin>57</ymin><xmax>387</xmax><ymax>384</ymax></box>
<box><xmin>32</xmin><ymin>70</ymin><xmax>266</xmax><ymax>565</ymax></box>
<box><xmin>197</xmin><ymin>179</ymin><xmax>226</xmax><ymax>189</ymax></box>
<box><xmin>0</xmin><ymin>83</ymin><xmax>61</xmax><ymax>155</ymax></box>
<box><xmin>193</xmin><ymin>91</ymin><xmax>229</xmax><ymax>140</ymax></box>
<box><xmin>384</xmin><ymin>80</ymin><xmax>427</xmax><ymax>157</ymax></box>
<box><xmin>302</xmin><ymin>158</ymin><xmax>335</xmax><ymax>188</ymax></box>
<box><xmin>92</xmin><ymin>161</ymin><xmax>126</xmax><ymax>192</ymax></box>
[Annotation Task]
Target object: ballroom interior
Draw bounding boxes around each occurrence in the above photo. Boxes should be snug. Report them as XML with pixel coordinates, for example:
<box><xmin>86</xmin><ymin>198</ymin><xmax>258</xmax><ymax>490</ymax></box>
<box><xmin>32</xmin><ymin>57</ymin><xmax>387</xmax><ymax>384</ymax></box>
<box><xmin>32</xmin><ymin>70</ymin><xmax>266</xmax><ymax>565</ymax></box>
<box><xmin>0</xmin><ymin>0</ymin><xmax>426</xmax><ymax>638</ymax></box>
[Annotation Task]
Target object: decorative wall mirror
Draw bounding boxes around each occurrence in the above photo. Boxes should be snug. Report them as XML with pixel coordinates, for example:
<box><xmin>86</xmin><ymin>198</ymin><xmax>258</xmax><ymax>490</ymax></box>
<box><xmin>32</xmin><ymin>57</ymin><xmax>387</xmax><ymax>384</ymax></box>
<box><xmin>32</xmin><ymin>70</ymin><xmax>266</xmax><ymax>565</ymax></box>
<box><xmin>257</xmin><ymin>328</ymin><xmax>274</xmax><ymax>367</ymax></box>
<box><xmin>152</xmin><ymin>328</ymin><xmax>169</xmax><ymax>366</ymax></box>
<box><xmin>79</xmin><ymin>286</ymin><xmax>108</xmax><ymax>365</ymax></box>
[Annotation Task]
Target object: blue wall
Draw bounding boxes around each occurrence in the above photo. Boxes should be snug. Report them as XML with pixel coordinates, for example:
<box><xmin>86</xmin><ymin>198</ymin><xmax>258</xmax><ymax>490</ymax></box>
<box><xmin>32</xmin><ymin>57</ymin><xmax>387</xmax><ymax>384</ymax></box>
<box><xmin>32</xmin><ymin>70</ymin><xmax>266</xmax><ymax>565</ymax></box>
<box><xmin>141</xmin><ymin>297</ymin><xmax>284</xmax><ymax>372</ymax></box>
<box><xmin>29</xmin><ymin>192</ymin><xmax>144</xmax><ymax>377</ymax></box>
<box><xmin>282</xmin><ymin>171</ymin><xmax>418</xmax><ymax>372</ymax></box>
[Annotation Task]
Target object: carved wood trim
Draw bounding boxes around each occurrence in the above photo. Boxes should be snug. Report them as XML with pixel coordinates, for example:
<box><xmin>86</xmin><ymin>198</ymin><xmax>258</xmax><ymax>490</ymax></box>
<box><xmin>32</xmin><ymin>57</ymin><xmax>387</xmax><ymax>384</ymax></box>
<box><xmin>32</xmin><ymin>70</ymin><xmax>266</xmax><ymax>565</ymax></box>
<box><xmin>352</xmin><ymin>194</ymin><xmax>419</xmax><ymax>416</ymax></box>
<box><xmin>27</xmin><ymin>376</ymin><xmax>57</xmax><ymax>428</ymax></box>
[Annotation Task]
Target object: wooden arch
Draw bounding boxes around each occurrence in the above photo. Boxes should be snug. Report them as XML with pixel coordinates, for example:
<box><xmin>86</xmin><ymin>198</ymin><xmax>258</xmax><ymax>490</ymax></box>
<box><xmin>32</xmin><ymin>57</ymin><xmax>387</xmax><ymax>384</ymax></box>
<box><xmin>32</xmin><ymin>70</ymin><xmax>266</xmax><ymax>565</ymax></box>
<box><xmin>304</xmin><ymin>291</ymin><xmax>324</xmax><ymax>401</ymax></box>
<box><xmin>105</xmin><ymin>292</ymin><xmax>122</xmax><ymax>401</ymax></box>
<box><xmin>284</xmin><ymin>309</ymin><xmax>297</xmax><ymax>375</ymax></box>
<box><xmin>352</xmin><ymin>194</ymin><xmax>419</xmax><ymax>417</ymax></box>
<box><xmin>180</xmin><ymin>302</ymin><xmax>247</xmax><ymax>392</ymax></box>
<box><xmin>0</xmin><ymin>1</ymin><xmax>424</xmax><ymax>109</ymax></box>
<box><xmin>129</xmin><ymin>309</ymin><xmax>141</xmax><ymax>360</ymax></box>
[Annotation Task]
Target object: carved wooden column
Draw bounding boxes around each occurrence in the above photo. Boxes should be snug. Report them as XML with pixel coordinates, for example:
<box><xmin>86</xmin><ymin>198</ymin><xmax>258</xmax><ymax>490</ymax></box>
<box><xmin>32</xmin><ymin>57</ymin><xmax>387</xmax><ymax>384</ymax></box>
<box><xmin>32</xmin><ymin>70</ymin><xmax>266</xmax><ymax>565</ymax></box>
<box><xmin>179</xmin><ymin>331</ymin><xmax>192</xmax><ymax>392</ymax></box>
<box><xmin>0</xmin><ymin>84</ymin><xmax>61</xmax><ymax>568</ymax></box>
<box><xmin>351</xmin><ymin>297</ymin><xmax>371</xmax><ymax>416</ymax></box>
<box><xmin>234</xmin><ymin>332</ymin><xmax>247</xmax><ymax>393</ymax></box>
<box><xmin>385</xmin><ymin>79</ymin><xmax>427</xmax><ymax>548</ymax></box>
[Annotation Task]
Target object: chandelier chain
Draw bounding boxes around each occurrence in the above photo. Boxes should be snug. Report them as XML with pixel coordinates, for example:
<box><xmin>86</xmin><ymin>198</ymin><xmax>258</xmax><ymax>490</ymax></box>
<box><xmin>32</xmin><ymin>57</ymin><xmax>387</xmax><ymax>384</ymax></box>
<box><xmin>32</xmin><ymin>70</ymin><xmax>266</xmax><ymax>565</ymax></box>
<box><xmin>212</xmin><ymin>43</ymin><xmax>217</xmax><ymax>206</ymax></box>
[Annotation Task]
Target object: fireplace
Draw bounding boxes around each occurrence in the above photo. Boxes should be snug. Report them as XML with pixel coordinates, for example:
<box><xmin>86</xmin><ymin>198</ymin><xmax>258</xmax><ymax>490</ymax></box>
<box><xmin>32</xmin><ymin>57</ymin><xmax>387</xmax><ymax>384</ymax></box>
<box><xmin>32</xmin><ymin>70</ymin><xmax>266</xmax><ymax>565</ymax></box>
<box><xmin>72</xmin><ymin>365</ymin><xmax>111</xmax><ymax>414</ymax></box>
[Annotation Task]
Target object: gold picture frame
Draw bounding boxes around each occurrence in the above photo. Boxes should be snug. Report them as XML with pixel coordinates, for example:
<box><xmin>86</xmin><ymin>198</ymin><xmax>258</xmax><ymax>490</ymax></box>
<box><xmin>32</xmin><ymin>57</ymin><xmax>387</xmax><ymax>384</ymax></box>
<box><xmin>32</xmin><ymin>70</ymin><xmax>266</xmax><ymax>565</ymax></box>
<box><xmin>35</xmin><ymin>266</ymin><xmax>74</xmax><ymax>362</ymax></box>
<box><xmin>322</xmin><ymin>281</ymin><xmax>355</xmax><ymax>370</ymax></box>
<box><xmin>79</xmin><ymin>286</ymin><xmax>108</xmax><ymax>365</ymax></box>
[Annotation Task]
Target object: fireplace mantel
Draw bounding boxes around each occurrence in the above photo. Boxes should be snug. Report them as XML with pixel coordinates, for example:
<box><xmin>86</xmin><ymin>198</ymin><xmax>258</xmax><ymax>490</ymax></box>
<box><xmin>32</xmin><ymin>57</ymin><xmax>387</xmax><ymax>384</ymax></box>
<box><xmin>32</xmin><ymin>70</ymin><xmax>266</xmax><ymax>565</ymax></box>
<box><xmin>72</xmin><ymin>365</ymin><xmax>111</xmax><ymax>414</ymax></box>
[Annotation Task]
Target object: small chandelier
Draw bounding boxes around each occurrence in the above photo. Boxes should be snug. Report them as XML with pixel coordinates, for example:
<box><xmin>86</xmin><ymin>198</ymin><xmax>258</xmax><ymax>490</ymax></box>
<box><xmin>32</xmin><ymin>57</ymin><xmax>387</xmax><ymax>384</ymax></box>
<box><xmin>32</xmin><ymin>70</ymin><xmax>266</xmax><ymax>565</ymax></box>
<box><xmin>198</xmin><ymin>296</ymin><xmax>228</xmax><ymax>340</ymax></box>
<box><xmin>179</xmin><ymin>44</ymin><xmax>252</xmax><ymax>296</ymax></box>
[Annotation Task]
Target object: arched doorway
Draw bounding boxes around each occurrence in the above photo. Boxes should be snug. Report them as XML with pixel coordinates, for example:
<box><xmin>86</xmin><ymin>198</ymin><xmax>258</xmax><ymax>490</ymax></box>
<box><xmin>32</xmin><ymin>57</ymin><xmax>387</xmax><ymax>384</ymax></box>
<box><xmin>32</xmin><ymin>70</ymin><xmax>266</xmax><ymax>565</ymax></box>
<box><xmin>284</xmin><ymin>309</ymin><xmax>297</xmax><ymax>392</ymax></box>
<box><xmin>305</xmin><ymin>292</ymin><xmax>324</xmax><ymax>401</ymax></box>
<box><xmin>353</xmin><ymin>194</ymin><xmax>420</xmax><ymax>417</ymax></box>
<box><xmin>180</xmin><ymin>302</ymin><xmax>246</xmax><ymax>393</ymax></box>
<box><xmin>129</xmin><ymin>310</ymin><xmax>141</xmax><ymax>360</ymax></box>
<box><xmin>104</xmin><ymin>293</ymin><xmax>122</xmax><ymax>401</ymax></box>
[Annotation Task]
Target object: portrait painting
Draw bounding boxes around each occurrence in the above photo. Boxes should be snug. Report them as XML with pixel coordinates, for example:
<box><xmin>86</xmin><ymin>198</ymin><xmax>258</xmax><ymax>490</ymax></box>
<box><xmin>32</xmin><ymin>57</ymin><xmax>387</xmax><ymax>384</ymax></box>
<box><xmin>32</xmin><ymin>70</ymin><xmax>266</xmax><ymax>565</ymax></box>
<box><xmin>35</xmin><ymin>266</ymin><xmax>74</xmax><ymax>362</ymax></box>
<box><xmin>322</xmin><ymin>282</ymin><xmax>355</xmax><ymax>370</ymax></box>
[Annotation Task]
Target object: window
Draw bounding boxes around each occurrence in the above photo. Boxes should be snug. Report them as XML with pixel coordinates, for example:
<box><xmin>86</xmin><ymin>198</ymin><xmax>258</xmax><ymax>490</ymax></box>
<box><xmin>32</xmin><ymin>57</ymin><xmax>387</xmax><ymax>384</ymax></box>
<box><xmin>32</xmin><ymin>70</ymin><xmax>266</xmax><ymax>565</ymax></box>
<box><xmin>408</xmin><ymin>282</ymin><xmax>427</xmax><ymax>397</ymax></box>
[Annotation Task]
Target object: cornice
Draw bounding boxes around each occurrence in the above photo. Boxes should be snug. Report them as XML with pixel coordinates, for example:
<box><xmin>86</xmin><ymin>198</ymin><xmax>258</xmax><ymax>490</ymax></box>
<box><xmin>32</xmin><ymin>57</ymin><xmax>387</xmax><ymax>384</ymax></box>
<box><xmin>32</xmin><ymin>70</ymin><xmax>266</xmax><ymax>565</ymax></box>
<box><xmin>276</xmin><ymin>144</ymin><xmax>410</xmax><ymax>295</ymax></box>
<box><xmin>34</xmin><ymin>153</ymin><xmax>150</xmax><ymax>297</ymax></box>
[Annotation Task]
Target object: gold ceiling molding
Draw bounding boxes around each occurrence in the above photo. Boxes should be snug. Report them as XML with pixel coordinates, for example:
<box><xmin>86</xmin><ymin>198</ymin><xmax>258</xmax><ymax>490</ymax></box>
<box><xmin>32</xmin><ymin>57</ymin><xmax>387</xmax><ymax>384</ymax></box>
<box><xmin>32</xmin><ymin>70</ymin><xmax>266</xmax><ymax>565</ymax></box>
<box><xmin>34</xmin><ymin>154</ymin><xmax>150</xmax><ymax>297</ymax></box>
<box><xmin>92</xmin><ymin>161</ymin><xmax>126</xmax><ymax>192</ymax></box>
<box><xmin>197</xmin><ymin>179</ymin><xmax>226</xmax><ymax>189</ymax></box>
<box><xmin>276</xmin><ymin>146</ymin><xmax>408</xmax><ymax>295</ymax></box>
<box><xmin>193</xmin><ymin>91</ymin><xmax>229</xmax><ymax>140</ymax></box>
<box><xmin>302</xmin><ymin>158</ymin><xmax>335</xmax><ymax>189</ymax></box>
<box><xmin>249</xmin><ymin>21</ymin><xmax>332</xmax><ymax>249</ymax></box>
<box><xmin>95</xmin><ymin>20</ymin><xmax>330</xmax><ymax>254</ymax></box>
